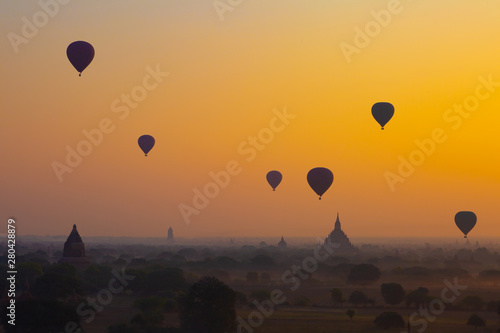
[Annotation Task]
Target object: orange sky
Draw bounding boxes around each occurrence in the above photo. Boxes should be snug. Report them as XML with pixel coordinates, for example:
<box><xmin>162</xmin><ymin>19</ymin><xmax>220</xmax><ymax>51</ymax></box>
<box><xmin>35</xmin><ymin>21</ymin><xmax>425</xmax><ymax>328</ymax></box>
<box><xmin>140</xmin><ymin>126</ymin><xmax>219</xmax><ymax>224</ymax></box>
<box><xmin>1</xmin><ymin>0</ymin><xmax>499</xmax><ymax>238</ymax></box>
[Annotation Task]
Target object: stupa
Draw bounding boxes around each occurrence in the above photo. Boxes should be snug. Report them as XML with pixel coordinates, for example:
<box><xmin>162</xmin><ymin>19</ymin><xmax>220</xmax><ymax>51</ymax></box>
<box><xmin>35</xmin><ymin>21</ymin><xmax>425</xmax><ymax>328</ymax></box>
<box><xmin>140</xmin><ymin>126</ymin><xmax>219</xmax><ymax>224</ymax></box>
<box><xmin>167</xmin><ymin>227</ymin><xmax>174</xmax><ymax>243</ymax></box>
<box><xmin>324</xmin><ymin>213</ymin><xmax>357</xmax><ymax>254</ymax></box>
<box><xmin>278</xmin><ymin>236</ymin><xmax>287</xmax><ymax>249</ymax></box>
<box><xmin>59</xmin><ymin>224</ymin><xmax>90</xmax><ymax>268</ymax></box>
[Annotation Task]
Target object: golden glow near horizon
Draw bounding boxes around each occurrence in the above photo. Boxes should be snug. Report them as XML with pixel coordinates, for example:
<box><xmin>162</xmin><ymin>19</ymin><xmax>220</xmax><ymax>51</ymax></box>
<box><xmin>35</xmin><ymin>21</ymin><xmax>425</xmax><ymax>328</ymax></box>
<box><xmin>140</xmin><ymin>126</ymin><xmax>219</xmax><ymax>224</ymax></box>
<box><xmin>1</xmin><ymin>0</ymin><xmax>499</xmax><ymax>238</ymax></box>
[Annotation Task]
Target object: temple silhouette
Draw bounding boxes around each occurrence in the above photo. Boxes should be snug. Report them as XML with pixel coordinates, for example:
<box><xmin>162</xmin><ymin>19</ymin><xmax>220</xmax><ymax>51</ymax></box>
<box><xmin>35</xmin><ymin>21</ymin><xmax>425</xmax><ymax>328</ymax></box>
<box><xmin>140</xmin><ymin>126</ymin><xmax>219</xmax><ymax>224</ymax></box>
<box><xmin>278</xmin><ymin>236</ymin><xmax>287</xmax><ymax>249</ymax></box>
<box><xmin>59</xmin><ymin>224</ymin><xmax>90</xmax><ymax>268</ymax></box>
<box><xmin>167</xmin><ymin>227</ymin><xmax>174</xmax><ymax>243</ymax></box>
<box><xmin>324</xmin><ymin>213</ymin><xmax>357</xmax><ymax>253</ymax></box>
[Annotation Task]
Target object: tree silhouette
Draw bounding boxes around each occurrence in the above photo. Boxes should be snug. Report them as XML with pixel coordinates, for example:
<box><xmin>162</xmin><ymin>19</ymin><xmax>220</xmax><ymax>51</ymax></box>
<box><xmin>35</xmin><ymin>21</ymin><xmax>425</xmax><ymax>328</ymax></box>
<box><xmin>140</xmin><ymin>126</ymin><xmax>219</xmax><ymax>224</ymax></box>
<box><xmin>250</xmin><ymin>289</ymin><xmax>271</xmax><ymax>303</ymax></box>
<box><xmin>479</xmin><ymin>269</ymin><xmax>500</xmax><ymax>286</ymax></box>
<box><xmin>380</xmin><ymin>283</ymin><xmax>406</xmax><ymax>306</ymax></box>
<box><xmin>16</xmin><ymin>262</ymin><xmax>43</xmax><ymax>286</ymax></box>
<box><xmin>467</xmin><ymin>313</ymin><xmax>485</xmax><ymax>332</ymax></box>
<box><xmin>348</xmin><ymin>291</ymin><xmax>370</xmax><ymax>308</ymax></box>
<box><xmin>347</xmin><ymin>264</ymin><xmax>380</xmax><ymax>287</ymax></box>
<box><xmin>374</xmin><ymin>311</ymin><xmax>405</xmax><ymax>330</ymax></box>
<box><xmin>405</xmin><ymin>287</ymin><xmax>429</xmax><ymax>309</ymax></box>
<box><xmin>207</xmin><ymin>269</ymin><xmax>231</xmax><ymax>283</ymax></box>
<box><xmin>82</xmin><ymin>263</ymin><xmax>113</xmax><ymax>291</ymax></box>
<box><xmin>179</xmin><ymin>276</ymin><xmax>236</xmax><ymax>333</ymax></box>
<box><xmin>460</xmin><ymin>296</ymin><xmax>485</xmax><ymax>311</ymax></box>
<box><xmin>1</xmin><ymin>299</ymin><xmax>81</xmax><ymax>333</ymax></box>
<box><xmin>46</xmin><ymin>263</ymin><xmax>78</xmax><ymax>277</ymax></box>
<box><xmin>144</xmin><ymin>268</ymin><xmax>186</xmax><ymax>295</ymax></box>
<box><xmin>130</xmin><ymin>311</ymin><xmax>164</xmax><ymax>328</ymax></box>
<box><xmin>235</xmin><ymin>291</ymin><xmax>248</xmax><ymax>306</ymax></box>
<box><xmin>32</xmin><ymin>271</ymin><xmax>82</xmax><ymax>300</ymax></box>
<box><xmin>107</xmin><ymin>323</ymin><xmax>140</xmax><ymax>333</ymax></box>
<box><xmin>346</xmin><ymin>309</ymin><xmax>355</xmax><ymax>333</ymax></box>
<box><xmin>250</xmin><ymin>254</ymin><xmax>275</xmax><ymax>267</ymax></box>
<box><xmin>134</xmin><ymin>296</ymin><xmax>167</xmax><ymax>312</ymax></box>
<box><xmin>346</xmin><ymin>309</ymin><xmax>355</xmax><ymax>320</ymax></box>
<box><xmin>246</xmin><ymin>271</ymin><xmax>259</xmax><ymax>284</ymax></box>
<box><xmin>330</xmin><ymin>288</ymin><xmax>344</xmax><ymax>307</ymax></box>
<box><xmin>133</xmin><ymin>295</ymin><xmax>166</xmax><ymax>325</ymax></box>
<box><xmin>260</xmin><ymin>272</ymin><xmax>271</xmax><ymax>284</ymax></box>
<box><xmin>31</xmin><ymin>264</ymin><xmax>83</xmax><ymax>299</ymax></box>
<box><xmin>293</xmin><ymin>295</ymin><xmax>311</xmax><ymax>307</ymax></box>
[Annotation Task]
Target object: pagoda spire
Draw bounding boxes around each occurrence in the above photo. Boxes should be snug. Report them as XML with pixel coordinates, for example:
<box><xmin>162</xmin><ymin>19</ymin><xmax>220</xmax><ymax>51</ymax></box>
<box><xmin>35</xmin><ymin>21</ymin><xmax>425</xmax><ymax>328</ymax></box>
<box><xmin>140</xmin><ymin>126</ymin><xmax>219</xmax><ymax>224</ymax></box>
<box><xmin>335</xmin><ymin>212</ymin><xmax>341</xmax><ymax>230</ymax></box>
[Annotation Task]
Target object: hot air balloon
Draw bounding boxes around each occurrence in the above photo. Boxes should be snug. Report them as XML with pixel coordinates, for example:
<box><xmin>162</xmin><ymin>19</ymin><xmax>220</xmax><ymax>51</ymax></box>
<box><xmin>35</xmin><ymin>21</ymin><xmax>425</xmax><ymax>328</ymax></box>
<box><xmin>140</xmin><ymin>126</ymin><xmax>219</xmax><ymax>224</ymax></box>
<box><xmin>371</xmin><ymin>102</ymin><xmax>394</xmax><ymax>130</ymax></box>
<box><xmin>138</xmin><ymin>135</ymin><xmax>155</xmax><ymax>156</ymax></box>
<box><xmin>67</xmin><ymin>41</ymin><xmax>94</xmax><ymax>76</ymax></box>
<box><xmin>307</xmin><ymin>167</ymin><xmax>334</xmax><ymax>200</ymax></box>
<box><xmin>455</xmin><ymin>211</ymin><xmax>477</xmax><ymax>238</ymax></box>
<box><xmin>266</xmin><ymin>171</ymin><xmax>282</xmax><ymax>191</ymax></box>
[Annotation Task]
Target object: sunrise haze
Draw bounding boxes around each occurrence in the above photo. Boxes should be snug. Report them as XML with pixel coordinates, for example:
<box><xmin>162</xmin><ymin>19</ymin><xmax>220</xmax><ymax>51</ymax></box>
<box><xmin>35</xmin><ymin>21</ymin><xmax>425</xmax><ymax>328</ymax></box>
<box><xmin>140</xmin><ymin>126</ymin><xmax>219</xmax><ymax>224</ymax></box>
<box><xmin>1</xmin><ymin>0</ymin><xmax>499</xmax><ymax>238</ymax></box>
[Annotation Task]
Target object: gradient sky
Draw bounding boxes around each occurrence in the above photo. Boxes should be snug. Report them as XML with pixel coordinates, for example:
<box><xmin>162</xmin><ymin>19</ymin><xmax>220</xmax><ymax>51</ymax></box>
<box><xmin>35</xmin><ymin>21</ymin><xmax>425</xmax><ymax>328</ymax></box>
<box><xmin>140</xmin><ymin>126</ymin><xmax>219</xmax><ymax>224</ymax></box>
<box><xmin>1</xmin><ymin>0</ymin><xmax>499</xmax><ymax>239</ymax></box>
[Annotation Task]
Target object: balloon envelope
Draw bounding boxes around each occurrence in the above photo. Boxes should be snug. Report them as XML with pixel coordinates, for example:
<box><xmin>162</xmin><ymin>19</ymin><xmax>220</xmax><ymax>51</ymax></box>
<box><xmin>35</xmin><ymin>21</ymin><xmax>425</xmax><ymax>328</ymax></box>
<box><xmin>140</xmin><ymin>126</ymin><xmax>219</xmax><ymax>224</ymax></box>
<box><xmin>138</xmin><ymin>135</ymin><xmax>155</xmax><ymax>156</ymax></box>
<box><xmin>371</xmin><ymin>102</ymin><xmax>394</xmax><ymax>130</ymax></box>
<box><xmin>67</xmin><ymin>41</ymin><xmax>94</xmax><ymax>76</ymax></box>
<box><xmin>307</xmin><ymin>167</ymin><xmax>334</xmax><ymax>199</ymax></box>
<box><xmin>266</xmin><ymin>171</ymin><xmax>282</xmax><ymax>191</ymax></box>
<box><xmin>454</xmin><ymin>211</ymin><xmax>477</xmax><ymax>238</ymax></box>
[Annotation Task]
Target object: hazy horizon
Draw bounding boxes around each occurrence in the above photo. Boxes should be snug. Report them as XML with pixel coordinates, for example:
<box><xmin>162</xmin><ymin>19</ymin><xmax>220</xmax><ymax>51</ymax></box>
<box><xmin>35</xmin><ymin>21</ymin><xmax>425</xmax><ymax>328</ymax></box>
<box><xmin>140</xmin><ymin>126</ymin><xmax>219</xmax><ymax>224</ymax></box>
<box><xmin>13</xmin><ymin>233</ymin><xmax>500</xmax><ymax>247</ymax></box>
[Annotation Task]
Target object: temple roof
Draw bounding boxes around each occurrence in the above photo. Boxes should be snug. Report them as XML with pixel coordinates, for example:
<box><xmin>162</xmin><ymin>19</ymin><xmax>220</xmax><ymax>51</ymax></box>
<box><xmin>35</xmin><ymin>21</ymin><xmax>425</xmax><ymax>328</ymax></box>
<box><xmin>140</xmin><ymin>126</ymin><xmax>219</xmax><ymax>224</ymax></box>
<box><xmin>325</xmin><ymin>213</ymin><xmax>356</xmax><ymax>251</ymax></box>
<box><xmin>65</xmin><ymin>224</ymin><xmax>83</xmax><ymax>244</ymax></box>
<box><xmin>61</xmin><ymin>224</ymin><xmax>89</xmax><ymax>265</ymax></box>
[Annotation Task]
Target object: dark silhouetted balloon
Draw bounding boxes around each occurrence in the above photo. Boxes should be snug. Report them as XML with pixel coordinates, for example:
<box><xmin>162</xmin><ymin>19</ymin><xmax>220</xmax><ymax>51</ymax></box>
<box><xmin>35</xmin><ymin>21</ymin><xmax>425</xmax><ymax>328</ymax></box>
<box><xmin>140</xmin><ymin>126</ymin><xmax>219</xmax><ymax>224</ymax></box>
<box><xmin>266</xmin><ymin>171</ymin><xmax>282</xmax><ymax>191</ymax></box>
<box><xmin>307</xmin><ymin>167</ymin><xmax>334</xmax><ymax>200</ymax></box>
<box><xmin>371</xmin><ymin>102</ymin><xmax>394</xmax><ymax>130</ymax></box>
<box><xmin>138</xmin><ymin>135</ymin><xmax>155</xmax><ymax>156</ymax></box>
<box><xmin>67</xmin><ymin>41</ymin><xmax>94</xmax><ymax>76</ymax></box>
<box><xmin>455</xmin><ymin>211</ymin><xmax>476</xmax><ymax>238</ymax></box>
